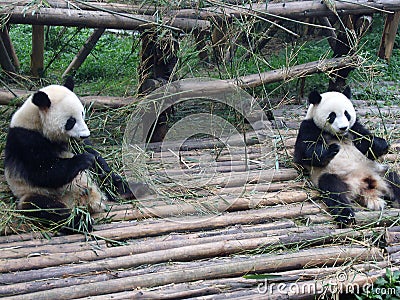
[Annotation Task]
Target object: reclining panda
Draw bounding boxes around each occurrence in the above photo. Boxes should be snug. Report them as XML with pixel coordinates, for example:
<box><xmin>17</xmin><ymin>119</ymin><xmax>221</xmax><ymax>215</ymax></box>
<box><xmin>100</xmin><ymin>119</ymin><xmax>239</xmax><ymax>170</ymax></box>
<box><xmin>4</xmin><ymin>80</ymin><xmax>120</xmax><ymax>232</ymax></box>
<box><xmin>294</xmin><ymin>87</ymin><xmax>400</xmax><ymax>226</ymax></box>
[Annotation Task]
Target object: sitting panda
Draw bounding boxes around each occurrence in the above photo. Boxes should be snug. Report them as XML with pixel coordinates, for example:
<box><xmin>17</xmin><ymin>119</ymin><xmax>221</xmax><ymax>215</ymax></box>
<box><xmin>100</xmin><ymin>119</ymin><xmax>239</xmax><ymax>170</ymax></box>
<box><xmin>4</xmin><ymin>79</ymin><xmax>106</xmax><ymax>232</ymax></box>
<box><xmin>294</xmin><ymin>87</ymin><xmax>400</xmax><ymax>226</ymax></box>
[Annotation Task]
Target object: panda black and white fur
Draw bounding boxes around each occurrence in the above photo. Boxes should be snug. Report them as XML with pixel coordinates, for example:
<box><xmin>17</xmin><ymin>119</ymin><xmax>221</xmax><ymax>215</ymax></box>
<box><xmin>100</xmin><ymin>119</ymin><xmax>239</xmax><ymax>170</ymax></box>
<box><xmin>4</xmin><ymin>80</ymin><xmax>106</xmax><ymax>231</ymax></box>
<box><xmin>294</xmin><ymin>88</ymin><xmax>400</xmax><ymax>226</ymax></box>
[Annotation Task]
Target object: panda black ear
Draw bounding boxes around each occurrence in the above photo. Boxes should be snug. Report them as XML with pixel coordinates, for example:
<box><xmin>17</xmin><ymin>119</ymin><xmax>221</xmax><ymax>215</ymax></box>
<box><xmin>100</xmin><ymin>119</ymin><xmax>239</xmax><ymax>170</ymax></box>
<box><xmin>308</xmin><ymin>90</ymin><xmax>322</xmax><ymax>105</ymax></box>
<box><xmin>32</xmin><ymin>91</ymin><xmax>51</xmax><ymax>110</ymax></box>
<box><xmin>63</xmin><ymin>76</ymin><xmax>74</xmax><ymax>91</ymax></box>
<box><xmin>343</xmin><ymin>86</ymin><xmax>351</xmax><ymax>99</ymax></box>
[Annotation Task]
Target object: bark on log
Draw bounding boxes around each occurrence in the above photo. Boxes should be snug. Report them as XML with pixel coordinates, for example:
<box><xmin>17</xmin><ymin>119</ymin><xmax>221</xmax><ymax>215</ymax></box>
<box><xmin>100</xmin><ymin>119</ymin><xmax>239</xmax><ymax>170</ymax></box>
<box><xmin>1</xmin><ymin>246</ymin><xmax>383</xmax><ymax>299</ymax></box>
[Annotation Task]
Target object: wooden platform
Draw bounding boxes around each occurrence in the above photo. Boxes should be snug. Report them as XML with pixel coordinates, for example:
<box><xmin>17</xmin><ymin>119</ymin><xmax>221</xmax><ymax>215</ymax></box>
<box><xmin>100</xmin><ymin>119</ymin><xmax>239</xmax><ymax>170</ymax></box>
<box><xmin>0</xmin><ymin>100</ymin><xmax>400</xmax><ymax>299</ymax></box>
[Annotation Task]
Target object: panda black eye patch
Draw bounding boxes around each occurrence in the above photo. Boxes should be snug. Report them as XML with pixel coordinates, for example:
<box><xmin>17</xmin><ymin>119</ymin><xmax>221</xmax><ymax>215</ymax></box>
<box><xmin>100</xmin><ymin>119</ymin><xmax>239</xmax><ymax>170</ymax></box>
<box><xmin>344</xmin><ymin>110</ymin><xmax>351</xmax><ymax>121</ymax></box>
<box><xmin>65</xmin><ymin>117</ymin><xmax>76</xmax><ymax>131</ymax></box>
<box><xmin>327</xmin><ymin>112</ymin><xmax>336</xmax><ymax>124</ymax></box>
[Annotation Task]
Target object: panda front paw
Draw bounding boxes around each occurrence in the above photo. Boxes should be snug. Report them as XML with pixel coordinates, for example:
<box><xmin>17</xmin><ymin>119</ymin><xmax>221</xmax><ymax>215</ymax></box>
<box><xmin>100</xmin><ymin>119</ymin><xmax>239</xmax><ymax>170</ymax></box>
<box><xmin>75</xmin><ymin>153</ymin><xmax>95</xmax><ymax>171</ymax></box>
<box><xmin>334</xmin><ymin>207</ymin><xmax>356</xmax><ymax>228</ymax></box>
<box><xmin>321</xmin><ymin>144</ymin><xmax>340</xmax><ymax>165</ymax></box>
<box><xmin>372</xmin><ymin>137</ymin><xmax>389</xmax><ymax>158</ymax></box>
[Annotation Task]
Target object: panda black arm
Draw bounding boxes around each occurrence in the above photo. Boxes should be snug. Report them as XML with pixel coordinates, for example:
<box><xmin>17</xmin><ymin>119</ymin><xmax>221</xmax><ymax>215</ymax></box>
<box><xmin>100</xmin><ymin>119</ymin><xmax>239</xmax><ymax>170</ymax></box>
<box><xmin>5</xmin><ymin>128</ymin><xmax>94</xmax><ymax>188</ymax></box>
<box><xmin>351</xmin><ymin>120</ymin><xmax>389</xmax><ymax>159</ymax></box>
<box><xmin>293</xmin><ymin>120</ymin><xmax>339</xmax><ymax>167</ymax></box>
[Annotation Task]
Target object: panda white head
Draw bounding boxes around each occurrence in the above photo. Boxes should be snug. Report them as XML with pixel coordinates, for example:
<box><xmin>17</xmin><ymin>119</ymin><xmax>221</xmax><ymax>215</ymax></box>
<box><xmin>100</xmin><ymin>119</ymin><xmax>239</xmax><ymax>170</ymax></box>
<box><xmin>10</xmin><ymin>80</ymin><xmax>90</xmax><ymax>142</ymax></box>
<box><xmin>305</xmin><ymin>87</ymin><xmax>356</xmax><ymax>136</ymax></box>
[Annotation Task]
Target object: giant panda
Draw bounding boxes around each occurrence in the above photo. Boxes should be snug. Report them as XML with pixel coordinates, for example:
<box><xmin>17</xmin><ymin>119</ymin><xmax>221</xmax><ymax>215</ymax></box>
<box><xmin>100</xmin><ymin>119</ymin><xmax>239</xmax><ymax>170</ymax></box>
<box><xmin>294</xmin><ymin>87</ymin><xmax>400</xmax><ymax>226</ymax></box>
<box><xmin>4</xmin><ymin>79</ymin><xmax>106</xmax><ymax>232</ymax></box>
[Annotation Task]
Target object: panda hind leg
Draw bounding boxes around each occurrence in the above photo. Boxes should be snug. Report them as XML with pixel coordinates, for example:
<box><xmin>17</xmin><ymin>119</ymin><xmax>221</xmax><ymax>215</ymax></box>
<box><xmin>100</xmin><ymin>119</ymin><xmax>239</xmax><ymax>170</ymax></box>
<box><xmin>18</xmin><ymin>194</ymin><xmax>92</xmax><ymax>233</ymax></box>
<box><xmin>318</xmin><ymin>173</ymin><xmax>355</xmax><ymax>227</ymax></box>
<box><xmin>385</xmin><ymin>171</ymin><xmax>400</xmax><ymax>208</ymax></box>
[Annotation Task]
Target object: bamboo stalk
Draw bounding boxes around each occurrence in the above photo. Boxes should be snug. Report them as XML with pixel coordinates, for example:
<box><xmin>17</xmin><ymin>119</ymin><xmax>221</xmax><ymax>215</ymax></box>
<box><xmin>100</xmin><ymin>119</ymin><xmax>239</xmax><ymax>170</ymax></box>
<box><xmin>2</xmin><ymin>246</ymin><xmax>384</xmax><ymax>299</ymax></box>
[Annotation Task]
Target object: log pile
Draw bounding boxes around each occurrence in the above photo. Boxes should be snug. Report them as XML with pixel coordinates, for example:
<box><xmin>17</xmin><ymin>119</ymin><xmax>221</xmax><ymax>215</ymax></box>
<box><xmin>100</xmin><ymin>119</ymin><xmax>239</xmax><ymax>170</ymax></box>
<box><xmin>0</xmin><ymin>99</ymin><xmax>399</xmax><ymax>299</ymax></box>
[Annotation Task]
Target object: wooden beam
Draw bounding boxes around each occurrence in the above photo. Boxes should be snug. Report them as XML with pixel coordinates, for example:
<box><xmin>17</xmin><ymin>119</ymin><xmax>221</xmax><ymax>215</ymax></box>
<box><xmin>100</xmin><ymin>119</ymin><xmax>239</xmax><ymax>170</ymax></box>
<box><xmin>4</xmin><ymin>6</ymin><xmax>210</xmax><ymax>32</ymax></box>
<box><xmin>2</xmin><ymin>1</ymin><xmax>400</xmax><ymax>33</ymax></box>
<box><xmin>378</xmin><ymin>12</ymin><xmax>400</xmax><ymax>62</ymax></box>
<box><xmin>30</xmin><ymin>25</ymin><xmax>44</xmax><ymax>77</ymax></box>
<box><xmin>62</xmin><ymin>28</ymin><xmax>105</xmax><ymax>77</ymax></box>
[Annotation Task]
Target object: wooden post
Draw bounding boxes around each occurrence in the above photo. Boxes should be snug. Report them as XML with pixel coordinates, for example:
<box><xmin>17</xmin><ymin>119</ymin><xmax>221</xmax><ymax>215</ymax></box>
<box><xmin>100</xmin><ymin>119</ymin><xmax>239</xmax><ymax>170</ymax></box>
<box><xmin>0</xmin><ymin>36</ymin><xmax>16</xmax><ymax>73</ymax></box>
<box><xmin>378</xmin><ymin>12</ymin><xmax>400</xmax><ymax>62</ymax></box>
<box><xmin>0</xmin><ymin>25</ymin><xmax>20</xmax><ymax>70</ymax></box>
<box><xmin>30</xmin><ymin>25</ymin><xmax>45</xmax><ymax>77</ymax></box>
<box><xmin>62</xmin><ymin>28</ymin><xmax>105</xmax><ymax>77</ymax></box>
<box><xmin>328</xmin><ymin>16</ymin><xmax>355</xmax><ymax>92</ymax></box>
<box><xmin>138</xmin><ymin>30</ymin><xmax>179</xmax><ymax>143</ymax></box>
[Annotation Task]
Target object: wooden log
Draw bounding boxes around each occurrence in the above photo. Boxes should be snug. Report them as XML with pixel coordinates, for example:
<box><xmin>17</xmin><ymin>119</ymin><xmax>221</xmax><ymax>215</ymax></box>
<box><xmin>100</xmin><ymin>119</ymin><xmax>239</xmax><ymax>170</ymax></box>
<box><xmin>229</xmin><ymin>56</ymin><xmax>357</xmax><ymax>88</ymax></box>
<box><xmin>1</xmin><ymin>246</ymin><xmax>383</xmax><ymax>299</ymax></box>
<box><xmin>1</xmin><ymin>254</ymin><xmax>389</xmax><ymax>297</ymax></box>
<box><xmin>0</xmin><ymin>26</ymin><xmax>19</xmax><ymax>70</ymax></box>
<box><xmin>0</xmin><ymin>239</ymin><xmax>106</xmax><ymax>259</ymax></box>
<box><xmin>62</xmin><ymin>28</ymin><xmax>105</xmax><ymax>77</ymax></box>
<box><xmin>0</xmin><ymin>56</ymin><xmax>357</xmax><ymax>108</ymax></box>
<box><xmin>30</xmin><ymin>25</ymin><xmax>44</xmax><ymax>77</ymax></box>
<box><xmin>221</xmin><ymin>267</ymin><xmax>398</xmax><ymax>299</ymax></box>
<box><xmin>0</xmin><ymin>36</ymin><xmax>16</xmax><ymax>72</ymax></box>
<box><xmin>3</xmin><ymin>0</ymin><xmax>400</xmax><ymax>22</ymax></box>
<box><xmin>378</xmin><ymin>12</ymin><xmax>400</xmax><ymax>62</ymax></box>
<box><xmin>99</xmin><ymin>189</ymin><xmax>313</xmax><ymax>221</ymax></box>
<box><xmin>306</xmin><ymin>208</ymin><xmax>400</xmax><ymax>226</ymax></box>
<box><xmin>97</xmin><ymin>200</ymin><xmax>320</xmax><ymax>239</ymax></box>
<box><xmin>4</xmin><ymin>6</ymin><xmax>210</xmax><ymax>32</ymax></box>
<box><xmin>1</xmin><ymin>224</ymin><xmax>354</xmax><ymax>274</ymax></box>
<box><xmin>385</xmin><ymin>225</ymin><xmax>400</xmax><ymax>245</ymax></box>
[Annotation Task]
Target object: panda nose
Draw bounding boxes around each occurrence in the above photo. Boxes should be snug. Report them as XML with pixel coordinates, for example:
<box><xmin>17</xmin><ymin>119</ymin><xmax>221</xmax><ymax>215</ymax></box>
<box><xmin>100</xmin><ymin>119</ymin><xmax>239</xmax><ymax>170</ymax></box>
<box><xmin>339</xmin><ymin>126</ymin><xmax>348</xmax><ymax>131</ymax></box>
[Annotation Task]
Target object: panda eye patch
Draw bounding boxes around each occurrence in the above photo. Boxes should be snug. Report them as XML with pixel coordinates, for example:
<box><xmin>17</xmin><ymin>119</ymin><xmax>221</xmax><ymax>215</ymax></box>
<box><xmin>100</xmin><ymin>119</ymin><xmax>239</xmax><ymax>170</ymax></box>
<box><xmin>344</xmin><ymin>110</ymin><xmax>351</xmax><ymax>121</ymax></box>
<box><xmin>65</xmin><ymin>117</ymin><xmax>76</xmax><ymax>131</ymax></box>
<box><xmin>327</xmin><ymin>112</ymin><xmax>336</xmax><ymax>124</ymax></box>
